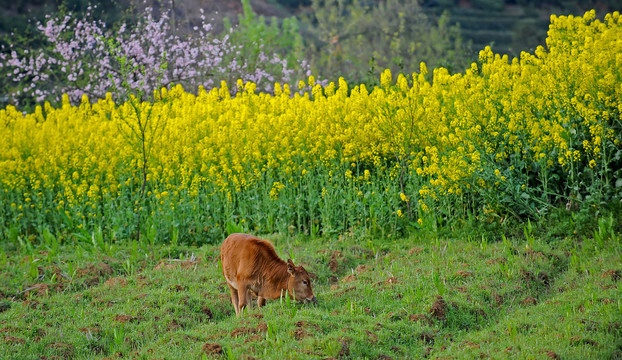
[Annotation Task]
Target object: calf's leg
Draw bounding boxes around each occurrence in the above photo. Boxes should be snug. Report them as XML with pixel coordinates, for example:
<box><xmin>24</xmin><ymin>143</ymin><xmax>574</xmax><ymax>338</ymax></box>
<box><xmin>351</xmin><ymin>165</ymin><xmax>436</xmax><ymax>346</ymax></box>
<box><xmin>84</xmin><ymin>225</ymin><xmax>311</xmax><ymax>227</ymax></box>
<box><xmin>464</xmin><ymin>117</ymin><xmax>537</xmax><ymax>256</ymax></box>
<box><xmin>227</xmin><ymin>284</ymin><xmax>240</xmax><ymax>316</ymax></box>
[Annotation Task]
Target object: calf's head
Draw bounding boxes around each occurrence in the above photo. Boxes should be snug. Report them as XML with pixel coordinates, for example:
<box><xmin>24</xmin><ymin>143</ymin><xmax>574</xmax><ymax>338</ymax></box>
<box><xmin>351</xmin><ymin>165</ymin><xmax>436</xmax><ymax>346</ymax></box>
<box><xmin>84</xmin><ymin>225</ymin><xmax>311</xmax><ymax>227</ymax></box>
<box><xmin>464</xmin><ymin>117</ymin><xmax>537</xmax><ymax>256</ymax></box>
<box><xmin>286</xmin><ymin>259</ymin><xmax>316</xmax><ymax>304</ymax></box>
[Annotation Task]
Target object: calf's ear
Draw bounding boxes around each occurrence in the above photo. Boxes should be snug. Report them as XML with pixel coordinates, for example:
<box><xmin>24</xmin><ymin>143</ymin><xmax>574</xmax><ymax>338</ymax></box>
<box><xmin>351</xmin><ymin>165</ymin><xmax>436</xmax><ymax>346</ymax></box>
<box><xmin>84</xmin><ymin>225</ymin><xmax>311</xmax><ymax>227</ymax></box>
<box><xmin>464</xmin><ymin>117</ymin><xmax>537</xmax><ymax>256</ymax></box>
<box><xmin>287</xmin><ymin>259</ymin><xmax>295</xmax><ymax>275</ymax></box>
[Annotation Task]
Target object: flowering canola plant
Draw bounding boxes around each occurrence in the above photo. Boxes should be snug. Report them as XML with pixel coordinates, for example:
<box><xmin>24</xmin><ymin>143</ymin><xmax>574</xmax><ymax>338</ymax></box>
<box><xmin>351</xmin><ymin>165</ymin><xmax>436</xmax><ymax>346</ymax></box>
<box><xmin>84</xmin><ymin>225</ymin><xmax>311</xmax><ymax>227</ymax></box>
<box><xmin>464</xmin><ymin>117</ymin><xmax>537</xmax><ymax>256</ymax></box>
<box><xmin>1</xmin><ymin>11</ymin><xmax>620</xmax><ymax>243</ymax></box>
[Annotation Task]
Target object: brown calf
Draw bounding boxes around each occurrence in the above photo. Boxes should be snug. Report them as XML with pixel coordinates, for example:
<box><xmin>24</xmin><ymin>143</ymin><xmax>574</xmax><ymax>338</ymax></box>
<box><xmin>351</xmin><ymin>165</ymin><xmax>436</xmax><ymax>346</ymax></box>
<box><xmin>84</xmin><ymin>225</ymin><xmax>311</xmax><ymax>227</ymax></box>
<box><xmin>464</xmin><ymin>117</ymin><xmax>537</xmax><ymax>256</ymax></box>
<box><xmin>220</xmin><ymin>233</ymin><xmax>316</xmax><ymax>316</ymax></box>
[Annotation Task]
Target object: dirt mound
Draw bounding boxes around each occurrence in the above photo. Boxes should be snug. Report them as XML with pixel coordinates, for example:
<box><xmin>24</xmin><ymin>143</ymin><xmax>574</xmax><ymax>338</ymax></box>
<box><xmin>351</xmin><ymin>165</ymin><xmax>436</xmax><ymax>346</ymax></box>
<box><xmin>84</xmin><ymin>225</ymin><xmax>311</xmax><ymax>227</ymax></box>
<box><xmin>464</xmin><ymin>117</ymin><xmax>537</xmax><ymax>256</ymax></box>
<box><xmin>409</xmin><ymin>313</ymin><xmax>429</xmax><ymax>323</ymax></box>
<box><xmin>76</xmin><ymin>262</ymin><xmax>113</xmax><ymax>277</ymax></box>
<box><xmin>231</xmin><ymin>323</ymin><xmax>267</xmax><ymax>338</ymax></box>
<box><xmin>454</xmin><ymin>271</ymin><xmax>472</xmax><ymax>278</ymax></box>
<box><xmin>429</xmin><ymin>296</ymin><xmax>448</xmax><ymax>321</ymax></box>
<box><xmin>602</xmin><ymin>269</ymin><xmax>621</xmax><ymax>282</ymax></box>
<box><xmin>202</xmin><ymin>342</ymin><xmax>222</xmax><ymax>356</ymax></box>
<box><xmin>521</xmin><ymin>296</ymin><xmax>537</xmax><ymax>306</ymax></box>
<box><xmin>3</xmin><ymin>336</ymin><xmax>25</xmax><ymax>344</ymax></box>
<box><xmin>542</xmin><ymin>350</ymin><xmax>560</xmax><ymax>359</ymax></box>
<box><xmin>356</xmin><ymin>265</ymin><xmax>370</xmax><ymax>273</ymax></box>
<box><xmin>329</xmin><ymin>251</ymin><xmax>342</xmax><ymax>273</ymax></box>
<box><xmin>385</xmin><ymin>277</ymin><xmax>398</xmax><ymax>285</ymax></box>
<box><xmin>294</xmin><ymin>327</ymin><xmax>309</xmax><ymax>340</ymax></box>
<box><xmin>201</xmin><ymin>306</ymin><xmax>214</xmax><ymax>319</ymax></box>
<box><xmin>76</xmin><ymin>262</ymin><xmax>113</xmax><ymax>286</ymax></box>
<box><xmin>46</xmin><ymin>342</ymin><xmax>75</xmax><ymax>358</ymax></box>
<box><xmin>104</xmin><ymin>277</ymin><xmax>127</xmax><ymax>287</ymax></box>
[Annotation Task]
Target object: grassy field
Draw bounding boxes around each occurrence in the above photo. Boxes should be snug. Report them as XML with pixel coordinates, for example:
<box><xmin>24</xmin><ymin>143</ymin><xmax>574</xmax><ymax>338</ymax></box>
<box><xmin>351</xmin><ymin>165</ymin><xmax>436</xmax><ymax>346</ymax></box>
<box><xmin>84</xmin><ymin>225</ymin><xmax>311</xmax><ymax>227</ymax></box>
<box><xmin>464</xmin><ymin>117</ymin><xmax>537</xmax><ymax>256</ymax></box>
<box><xmin>1</xmin><ymin>217</ymin><xmax>620</xmax><ymax>359</ymax></box>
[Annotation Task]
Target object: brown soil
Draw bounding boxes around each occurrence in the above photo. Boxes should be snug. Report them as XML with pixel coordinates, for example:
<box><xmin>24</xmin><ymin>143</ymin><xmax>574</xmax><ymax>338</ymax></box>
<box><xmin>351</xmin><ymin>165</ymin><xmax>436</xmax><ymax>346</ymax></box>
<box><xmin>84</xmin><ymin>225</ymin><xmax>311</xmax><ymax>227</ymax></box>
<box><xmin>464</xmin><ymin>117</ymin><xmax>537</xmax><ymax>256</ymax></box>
<box><xmin>356</xmin><ymin>265</ymin><xmax>370</xmax><ymax>273</ymax></box>
<box><xmin>338</xmin><ymin>338</ymin><xmax>351</xmax><ymax>357</ymax></box>
<box><xmin>3</xmin><ymin>336</ymin><xmax>26</xmax><ymax>344</ymax></box>
<box><xmin>570</xmin><ymin>336</ymin><xmax>599</xmax><ymax>347</ymax></box>
<box><xmin>521</xmin><ymin>296</ymin><xmax>537</xmax><ymax>306</ymax></box>
<box><xmin>538</xmin><ymin>272</ymin><xmax>550</xmax><ymax>286</ymax></box>
<box><xmin>168</xmin><ymin>319</ymin><xmax>181</xmax><ymax>331</ymax></box>
<box><xmin>342</xmin><ymin>274</ymin><xmax>356</xmax><ymax>283</ymax></box>
<box><xmin>202</xmin><ymin>342</ymin><xmax>222</xmax><ymax>356</ymax></box>
<box><xmin>366</xmin><ymin>330</ymin><xmax>379</xmax><ymax>344</ymax></box>
<box><xmin>169</xmin><ymin>284</ymin><xmax>184</xmax><ymax>292</ymax></box>
<box><xmin>329</xmin><ymin>250</ymin><xmax>342</xmax><ymax>273</ymax></box>
<box><xmin>385</xmin><ymin>277</ymin><xmax>398</xmax><ymax>285</ymax></box>
<box><xmin>543</xmin><ymin>350</ymin><xmax>560</xmax><ymax>359</ymax></box>
<box><xmin>76</xmin><ymin>262</ymin><xmax>113</xmax><ymax>286</ymax></box>
<box><xmin>602</xmin><ymin>269</ymin><xmax>621</xmax><ymax>282</ymax></box>
<box><xmin>409</xmin><ymin>313</ymin><xmax>429</xmax><ymax>323</ymax></box>
<box><xmin>462</xmin><ymin>340</ymin><xmax>480</xmax><ymax>349</ymax></box>
<box><xmin>293</xmin><ymin>327</ymin><xmax>309</xmax><ymax>340</ymax></box>
<box><xmin>231</xmin><ymin>323</ymin><xmax>267</xmax><ymax>338</ymax></box>
<box><xmin>201</xmin><ymin>306</ymin><xmax>214</xmax><ymax>319</ymax></box>
<box><xmin>485</xmin><ymin>257</ymin><xmax>506</xmax><ymax>265</ymax></box>
<box><xmin>419</xmin><ymin>332</ymin><xmax>435</xmax><ymax>344</ymax></box>
<box><xmin>104</xmin><ymin>277</ymin><xmax>128</xmax><ymax>287</ymax></box>
<box><xmin>76</xmin><ymin>262</ymin><xmax>113</xmax><ymax>277</ymax></box>
<box><xmin>492</xmin><ymin>292</ymin><xmax>504</xmax><ymax>306</ymax></box>
<box><xmin>408</xmin><ymin>247</ymin><xmax>423</xmax><ymax>255</ymax></box>
<box><xmin>455</xmin><ymin>271</ymin><xmax>472</xmax><ymax>278</ymax></box>
<box><xmin>46</xmin><ymin>342</ymin><xmax>75</xmax><ymax>358</ymax></box>
<box><xmin>429</xmin><ymin>296</ymin><xmax>448</xmax><ymax>321</ymax></box>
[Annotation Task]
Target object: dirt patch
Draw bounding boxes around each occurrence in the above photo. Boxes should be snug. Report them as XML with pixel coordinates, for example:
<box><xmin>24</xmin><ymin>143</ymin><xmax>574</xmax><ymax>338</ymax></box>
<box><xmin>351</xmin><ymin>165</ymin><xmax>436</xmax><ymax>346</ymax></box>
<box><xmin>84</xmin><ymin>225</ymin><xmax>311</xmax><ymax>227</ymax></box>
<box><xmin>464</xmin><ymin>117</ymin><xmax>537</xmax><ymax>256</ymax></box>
<box><xmin>454</xmin><ymin>271</ymin><xmax>472</xmax><ymax>278</ymax></box>
<box><xmin>356</xmin><ymin>265</ymin><xmax>370</xmax><ymax>273</ymax></box>
<box><xmin>201</xmin><ymin>306</ymin><xmax>214</xmax><ymax>319</ymax></box>
<box><xmin>168</xmin><ymin>284</ymin><xmax>185</xmax><ymax>292</ymax></box>
<box><xmin>570</xmin><ymin>336</ymin><xmax>599</xmax><ymax>347</ymax></box>
<box><xmin>3</xmin><ymin>336</ymin><xmax>25</xmax><ymax>345</ymax></box>
<box><xmin>202</xmin><ymin>342</ymin><xmax>222</xmax><ymax>356</ymax></box>
<box><xmin>168</xmin><ymin>319</ymin><xmax>181</xmax><ymax>331</ymax></box>
<box><xmin>104</xmin><ymin>277</ymin><xmax>127</xmax><ymax>287</ymax></box>
<box><xmin>520</xmin><ymin>269</ymin><xmax>534</xmax><ymax>282</ymax></box>
<box><xmin>385</xmin><ymin>277</ymin><xmax>398</xmax><ymax>285</ymax></box>
<box><xmin>485</xmin><ymin>257</ymin><xmax>506</xmax><ymax>265</ymax></box>
<box><xmin>366</xmin><ymin>330</ymin><xmax>379</xmax><ymax>344</ymax></box>
<box><xmin>602</xmin><ymin>269</ymin><xmax>621</xmax><ymax>282</ymax></box>
<box><xmin>521</xmin><ymin>296</ymin><xmax>537</xmax><ymax>306</ymax></box>
<box><xmin>419</xmin><ymin>332</ymin><xmax>435</xmax><ymax>344</ymax></box>
<box><xmin>114</xmin><ymin>315</ymin><xmax>142</xmax><ymax>323</ymax></box>
<box><xmin>46</xmin><ymin>342</ymin><xmax>75</xmax><ymax>358</ymax></box>
<box><xmin>154</xmin><ymin>259</ymin><xmax>199</xmax><ymax>271</ymax></box>
<box><xmin>492</xmin><ymin>292</ymin><xmax>504</xmax><ymax>306</ymax></box>
<box><xmin>524</xmin><ymin>249</ymin><xmax>548</xmax><ymax>260</ymax></box>
<box><xmin>23</xmin><ymin>283</ymin><xmax>63</xmax><ymax>297</ymax></box>
<box><xmin>231</xmin><ymin>323</ymin><xmax>267</xmax><ymax>338</ymax></box>
<box><xmin>339</xmin><ymin>338</ymin><xmax>351</xmax><ymax>357</ymax></box>
<box><xmin>329</xmin><ymin>251</ymin><xmax>342</xmax><ymax>273</ymax></box>
<box><xmin>462</xmin><ymin>340</ymin><xmax>480</xmax><ymax>349</ymax></box>
<box><xmin>294</xmin><ymin>327</ymin><xmax>309</xmax><ymax>340</ymax></box>
<box><xmin>538</xmin><ymin>272</ymin><xmax>550</xmax><ymax>286</ymax></box>
<box><xmin>542</xmin><ymin>350</ymin><xmax>560</xmax><ymax>359</ymax></box>
<box><xmin>409</xmin><ymin>313</ymin><xmax>429</xmax><ymax>323</ymax></box>
<box><xmin>77</xmin><ymin>262</ymin><xmax>113</xmax><ymax>286</ymax></box>
<box><xmin>409</xmin><ymin>247</ymin><xmax>423</xmax><ymax>255</ymax></box>
<box><xmin>429</xmin><ymin>296</ymin><xmax>448</xmax><ymax>321</ymax></box>
<box><xmin>341</xmin><ymin>274</ymin><xmax>356</xmax><ymax>283</ymax></box>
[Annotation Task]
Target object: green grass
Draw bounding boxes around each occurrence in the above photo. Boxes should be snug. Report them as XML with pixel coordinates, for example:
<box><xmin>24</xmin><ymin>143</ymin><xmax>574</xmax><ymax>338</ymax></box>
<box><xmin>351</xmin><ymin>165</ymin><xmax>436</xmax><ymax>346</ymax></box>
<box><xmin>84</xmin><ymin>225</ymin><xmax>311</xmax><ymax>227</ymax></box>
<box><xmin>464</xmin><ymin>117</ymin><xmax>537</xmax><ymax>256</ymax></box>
<box><xmin>0</xmin><ymin>226</ymin><xmax>620</xmax><ymax>359</ymax></box>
